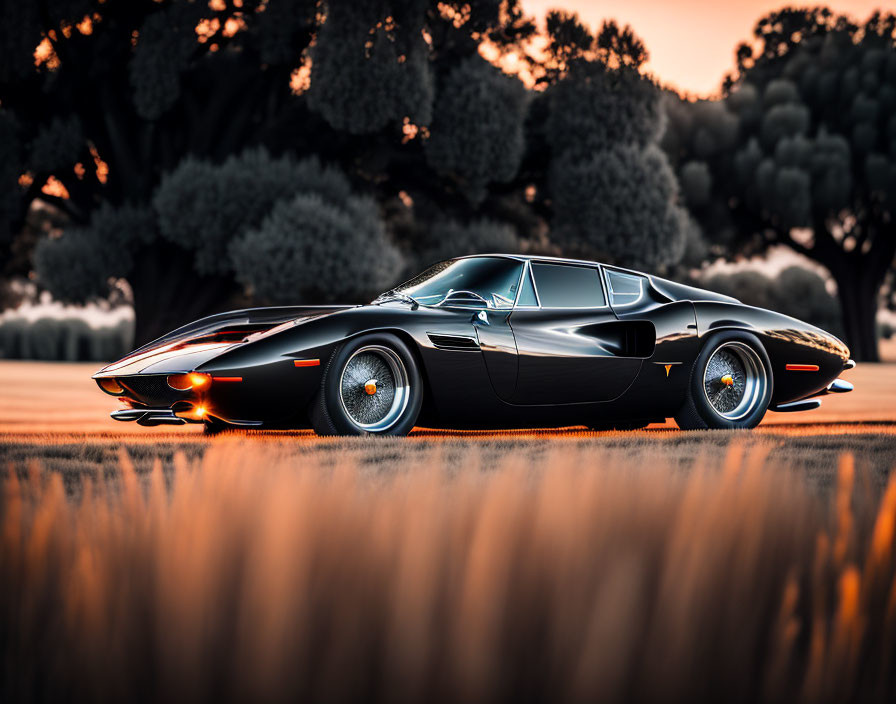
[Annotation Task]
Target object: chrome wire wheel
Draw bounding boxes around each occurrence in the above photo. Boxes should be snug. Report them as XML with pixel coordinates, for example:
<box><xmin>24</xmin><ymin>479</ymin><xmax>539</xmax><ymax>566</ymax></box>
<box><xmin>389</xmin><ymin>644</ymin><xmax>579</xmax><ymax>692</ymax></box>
<box><xmin>338</xmin><ymin>345</ymin><xmax>410</xmax><ymax>432</ymax></box>
<box><xmin>702</xmin><ymin>341</ymin><xmax>768</xmax><ymax>422</ymax></box>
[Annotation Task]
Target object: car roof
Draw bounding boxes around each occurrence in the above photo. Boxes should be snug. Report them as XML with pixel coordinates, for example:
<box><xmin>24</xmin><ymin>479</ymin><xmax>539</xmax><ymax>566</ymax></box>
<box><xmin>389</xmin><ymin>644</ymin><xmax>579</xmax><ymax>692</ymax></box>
<box><xmin>455</xmin><ymin>253</ymin><xmax>644</xmax><ymax>275</ymax></box>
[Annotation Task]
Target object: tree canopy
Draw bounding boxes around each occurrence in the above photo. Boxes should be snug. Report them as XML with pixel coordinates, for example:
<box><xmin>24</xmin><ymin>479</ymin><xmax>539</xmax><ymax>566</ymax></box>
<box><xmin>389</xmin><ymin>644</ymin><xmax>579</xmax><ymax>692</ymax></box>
<box><xmin>543</xmin><ymin>18</ymin><xmax>688</xmax><ymax>270</ymax></box>
<box><xmin>35</xmin><ymin>149</ymin><xmax>401</xmax><ymax>333</ymax></box>
<box><xmin>3</xmin><ymin>0</ymin><xmax>694</xmax><ymax>345</ymax></box>
<box><xmin>1</xmin><ymin>1</ymin><xmax>542</xmax><ymax>342</ymax></box>
<box><xmin>665</xmin><ymin>8</ymin><xmax>896</xmax><ymax>360</ymax></box>
<box><xmin>6</xmin><ymin>2</ymin><xmax>888</xmax><ymax>361</ymax></box>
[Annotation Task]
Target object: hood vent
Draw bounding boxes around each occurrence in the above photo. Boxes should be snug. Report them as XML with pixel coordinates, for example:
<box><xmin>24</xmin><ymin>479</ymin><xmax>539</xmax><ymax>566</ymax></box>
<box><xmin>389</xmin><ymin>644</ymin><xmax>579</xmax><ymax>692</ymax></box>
<box><xmin>427</xmin><ymin>333</ymin><xmax>480</xmax><ymax>351</ymax></box>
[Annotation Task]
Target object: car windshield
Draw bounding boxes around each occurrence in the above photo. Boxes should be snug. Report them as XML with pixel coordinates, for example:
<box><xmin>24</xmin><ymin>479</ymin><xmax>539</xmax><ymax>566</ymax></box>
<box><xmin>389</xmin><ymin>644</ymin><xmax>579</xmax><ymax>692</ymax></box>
<box><xmin>377</xmin><ymin>257</ymin><xmax>524</xmax><ymax>309</ymax></box>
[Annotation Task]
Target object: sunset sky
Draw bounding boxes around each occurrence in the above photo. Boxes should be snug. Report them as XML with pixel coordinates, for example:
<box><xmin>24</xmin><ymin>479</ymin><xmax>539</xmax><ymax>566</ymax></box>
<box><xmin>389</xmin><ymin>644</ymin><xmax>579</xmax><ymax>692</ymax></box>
<box><xmin>521</xmin><ymin>0</ymin><xmax>887</xmax><ymax>96</ymax></box>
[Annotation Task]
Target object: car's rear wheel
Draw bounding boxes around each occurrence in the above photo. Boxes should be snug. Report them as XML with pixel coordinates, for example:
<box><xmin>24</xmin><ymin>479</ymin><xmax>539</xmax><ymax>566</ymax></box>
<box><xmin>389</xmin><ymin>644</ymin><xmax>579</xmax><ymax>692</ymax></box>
<box><xmin>310</xmin><ymin>333</ymin><xmax>423</xmax><ymax>436</ymax></box>
<box><xmin>674</xmin><ymin>331</ymin><xmax>772</xmax><ymax>430</ymax></box>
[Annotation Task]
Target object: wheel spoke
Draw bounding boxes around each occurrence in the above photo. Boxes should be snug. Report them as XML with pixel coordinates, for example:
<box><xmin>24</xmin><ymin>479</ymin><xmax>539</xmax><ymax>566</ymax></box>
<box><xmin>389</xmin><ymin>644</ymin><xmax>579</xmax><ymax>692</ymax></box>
<box><xmin>339</xmin><ymin>346</ymin><xmax>409</xmax><ymax>431</ymax></box>
<box><xmin>701</xmin><ymin>342</ymin><xmax>766</xmax><ymax>421</ymax></box>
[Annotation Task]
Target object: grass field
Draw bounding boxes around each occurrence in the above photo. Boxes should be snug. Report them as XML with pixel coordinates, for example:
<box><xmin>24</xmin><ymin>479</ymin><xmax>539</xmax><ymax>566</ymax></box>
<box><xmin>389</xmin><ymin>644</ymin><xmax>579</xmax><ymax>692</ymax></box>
<box><xmin>3</xmin><ymin>361</ymin><xmax>896</xmax><ymax>702</ymax></box>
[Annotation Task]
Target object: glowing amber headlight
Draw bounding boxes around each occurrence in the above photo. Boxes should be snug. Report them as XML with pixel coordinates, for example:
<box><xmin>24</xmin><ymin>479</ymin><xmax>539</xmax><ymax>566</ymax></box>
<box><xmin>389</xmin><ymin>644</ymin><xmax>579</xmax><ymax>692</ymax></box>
<box><xmin>167</xmin><ymin>372</ymin><xmax>212</xmax><ymax>391</ymax></box>
<box><xmin>98</xmin><ymin>377</ymin><xmax>124</xmax><ymax>395</ymax></box>
<box><xmin>190</xmin><ymin>373</ymin><xmax>212</xmax><ymax>389</ymax></box>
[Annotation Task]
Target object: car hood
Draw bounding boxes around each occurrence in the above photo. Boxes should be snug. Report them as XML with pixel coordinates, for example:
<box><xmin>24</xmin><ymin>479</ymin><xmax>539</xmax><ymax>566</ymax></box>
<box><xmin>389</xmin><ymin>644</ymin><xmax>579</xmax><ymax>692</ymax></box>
<box><xmin>94</xmin><ymin>305</ymin><xmax>355</xmax><ymax>377</ymax></box>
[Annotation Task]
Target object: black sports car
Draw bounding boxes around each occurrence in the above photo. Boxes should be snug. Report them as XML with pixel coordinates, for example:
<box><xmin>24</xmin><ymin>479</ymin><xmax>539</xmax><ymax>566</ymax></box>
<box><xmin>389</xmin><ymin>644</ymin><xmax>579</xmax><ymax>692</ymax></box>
<box><xmin>94</xmin><ymin>254</ymin><xmax>854</xmax><ymax>434</ymax></box>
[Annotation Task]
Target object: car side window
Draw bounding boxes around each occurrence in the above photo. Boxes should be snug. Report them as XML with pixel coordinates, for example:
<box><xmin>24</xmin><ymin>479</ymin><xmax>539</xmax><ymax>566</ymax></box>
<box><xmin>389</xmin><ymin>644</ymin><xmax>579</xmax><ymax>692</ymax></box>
<box><xmin>531</xmin><ymin>263</ymin><xmax>605</xmax><ymax>308</ymax></box>
<box><xmin>605</xmin><ymin>271</ymin><xmax>644</xmax><ymax>307</ymax></box>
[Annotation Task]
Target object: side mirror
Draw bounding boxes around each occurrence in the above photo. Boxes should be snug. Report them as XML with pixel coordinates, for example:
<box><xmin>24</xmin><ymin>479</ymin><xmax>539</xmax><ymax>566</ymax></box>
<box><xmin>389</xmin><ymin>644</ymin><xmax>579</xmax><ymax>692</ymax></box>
<box><xmin>474</xmin><ymin>310</ymin><xmax>489</xmax><ymax>325</ymax></box>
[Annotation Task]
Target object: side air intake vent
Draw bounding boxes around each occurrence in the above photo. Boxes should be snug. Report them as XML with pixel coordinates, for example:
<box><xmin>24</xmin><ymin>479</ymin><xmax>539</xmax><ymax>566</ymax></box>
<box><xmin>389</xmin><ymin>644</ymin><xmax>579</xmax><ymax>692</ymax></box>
<box><xmin>427</xmin><ymin>333</ymin><xmax>480</xmax><ymax>351</ymax></box>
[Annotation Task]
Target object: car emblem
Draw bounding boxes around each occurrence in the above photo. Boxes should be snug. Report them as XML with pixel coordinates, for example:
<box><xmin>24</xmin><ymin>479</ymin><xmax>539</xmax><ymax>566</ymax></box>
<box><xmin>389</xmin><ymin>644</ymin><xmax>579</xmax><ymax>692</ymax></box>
<box><xmin>655</xmin><ymin>361</ymin><xmax>682</xmax><ymax>377</ymax></box>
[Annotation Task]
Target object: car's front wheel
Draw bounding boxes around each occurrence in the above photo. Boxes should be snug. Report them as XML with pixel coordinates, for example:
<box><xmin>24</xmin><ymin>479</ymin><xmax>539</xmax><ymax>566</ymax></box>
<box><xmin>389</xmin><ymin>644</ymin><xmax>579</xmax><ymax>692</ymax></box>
<box><xmin>674</xmin><ymin>331</ymin><xmax>773</xmax><ymax>430</ymax></box>
<box><xmin>310</xmin><ymin>333</ymin><xmax>423</xmax><ymax>436</ymax></box>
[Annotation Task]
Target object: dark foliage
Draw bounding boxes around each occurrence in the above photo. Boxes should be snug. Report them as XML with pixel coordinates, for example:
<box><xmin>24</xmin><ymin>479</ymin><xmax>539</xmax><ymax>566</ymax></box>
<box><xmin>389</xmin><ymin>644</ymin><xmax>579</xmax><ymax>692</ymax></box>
<box><xmin>37</xmin><ymin>149</ymin><xmax>398</xmax><ymax>340</ymax></box>
<box><xmin>664</xmin><ymin>9</ymin><xmax>896</xmax><ymax>360</ymax></box>
<box><xmin>309</xmin><ymin>0</ymin><xmax>433</xmax><ymax>134</ymax></box>
<box><xmin>231</xmin><ymin>192</ymin><xmax>402</xmax><ymax>303</ymax></box>
<box><xmin>5</xmin><ymin>1</ymin><xmax>887</xmax><ymax>358</ymax></box>
<box><xmin>425</xmin><ymin>56</ymin><xmax>528</xmax><ymax>204</ymax></box>
<box><xmin>1</xmin><ymin>0</ymin><xmax>542</xmax><ymax>343</ymax></box>
<box><xmin>0</xmin><ymin>316</ymin><xmax>133</xmax><ymax>361</ymax></box>
<box><xmin>544</xmin><ymin>49</ymin><xmax>687</xmax><ymax>269</ymax></box>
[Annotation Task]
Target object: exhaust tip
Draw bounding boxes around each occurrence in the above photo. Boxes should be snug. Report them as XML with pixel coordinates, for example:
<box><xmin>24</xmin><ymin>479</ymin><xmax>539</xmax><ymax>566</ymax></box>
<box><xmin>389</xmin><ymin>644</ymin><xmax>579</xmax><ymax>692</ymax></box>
<box><xmin>827</xmin><ymin>379</ymin><xmax>853</xmax><ymax>394</ymax></box>
<box><xmin>111</xmin><ymin>409</ymin><xmax>187</xmax><ymax>425</ymax></box>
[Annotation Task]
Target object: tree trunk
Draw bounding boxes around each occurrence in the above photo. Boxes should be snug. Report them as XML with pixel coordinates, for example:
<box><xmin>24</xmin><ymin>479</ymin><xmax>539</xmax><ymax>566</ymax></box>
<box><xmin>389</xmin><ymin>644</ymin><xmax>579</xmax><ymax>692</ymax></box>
<box><xmin>129</xmin><ymin>243</ymin><xmax>240</xmax><ymax>347</ymax></box>
<box><xmin>831</xmin><ymin>263</ymin><xmax>881</xmax><ymax>362</ymax></box>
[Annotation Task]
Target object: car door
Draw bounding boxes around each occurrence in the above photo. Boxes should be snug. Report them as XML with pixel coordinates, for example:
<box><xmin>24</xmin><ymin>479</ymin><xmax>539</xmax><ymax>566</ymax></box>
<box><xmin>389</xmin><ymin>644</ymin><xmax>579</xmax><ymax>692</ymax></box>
<box><xmin>422</xmin><ymin>258</ymin><xmax>524</xmax><ymax>402</ymax></box>
<box><xmin>508</xmin><ymin>261</ymin><xmax>644</xmax><ymax>405</ymax></box>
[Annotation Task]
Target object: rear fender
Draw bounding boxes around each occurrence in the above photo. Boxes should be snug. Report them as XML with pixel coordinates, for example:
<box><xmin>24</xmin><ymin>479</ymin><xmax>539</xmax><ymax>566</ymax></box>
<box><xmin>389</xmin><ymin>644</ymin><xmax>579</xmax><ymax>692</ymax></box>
<box><xmin>693</xmin><ymin>302</ymin><xmax>849</xmax><ymax>404</ymax></box>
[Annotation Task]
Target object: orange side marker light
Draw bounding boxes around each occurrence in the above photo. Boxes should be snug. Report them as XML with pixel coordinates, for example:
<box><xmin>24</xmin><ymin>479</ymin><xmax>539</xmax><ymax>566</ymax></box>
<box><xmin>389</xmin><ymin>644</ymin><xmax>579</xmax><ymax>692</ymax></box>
<box><xmin>294</xmin><ymin>359</ymin><xmax>320</xmax><ymax>367</ymax></box>
<box><xmin>786</xmin><ymin>364</ymin><xmax>819</xmax><ymax>372</ymax></box>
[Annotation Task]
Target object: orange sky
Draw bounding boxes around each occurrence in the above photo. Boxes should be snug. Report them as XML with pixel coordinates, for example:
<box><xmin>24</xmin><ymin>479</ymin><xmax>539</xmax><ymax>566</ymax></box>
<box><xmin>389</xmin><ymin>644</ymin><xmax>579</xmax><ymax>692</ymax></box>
<box><xmin>520</xmin><ymin>0</ymin><xmax>887</xmax><ymax>96</ymax></box>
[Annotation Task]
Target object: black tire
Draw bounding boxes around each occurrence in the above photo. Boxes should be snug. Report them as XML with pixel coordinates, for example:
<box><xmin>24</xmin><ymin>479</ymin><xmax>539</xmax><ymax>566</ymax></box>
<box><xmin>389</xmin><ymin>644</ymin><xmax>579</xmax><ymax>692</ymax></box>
<box><xmin>674</xmin><ymin>330</ymin><xmax>773</xmax><ymax>430</ymax></box>
<box><xmin>310</xmin><ymin>333</ymin><xmax>423</xmax><ymax>436</ymax></box>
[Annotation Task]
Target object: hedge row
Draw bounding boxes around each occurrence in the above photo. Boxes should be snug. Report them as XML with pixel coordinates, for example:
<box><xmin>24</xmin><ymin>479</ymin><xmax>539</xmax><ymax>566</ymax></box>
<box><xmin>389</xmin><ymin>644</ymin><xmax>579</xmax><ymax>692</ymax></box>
<box><xmin>0</xmin><ymin>317</ymin><xmax>134</xmax><ymax>362</ymax></box>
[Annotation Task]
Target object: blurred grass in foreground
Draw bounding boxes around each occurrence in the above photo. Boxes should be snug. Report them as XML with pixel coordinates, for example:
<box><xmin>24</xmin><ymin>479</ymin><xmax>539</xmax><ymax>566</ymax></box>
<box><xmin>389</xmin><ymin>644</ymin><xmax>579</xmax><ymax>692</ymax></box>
<box><xmin>3</xmin><ymin>444</ymin><xmax>896</xmax><ymax>703</ymax></box>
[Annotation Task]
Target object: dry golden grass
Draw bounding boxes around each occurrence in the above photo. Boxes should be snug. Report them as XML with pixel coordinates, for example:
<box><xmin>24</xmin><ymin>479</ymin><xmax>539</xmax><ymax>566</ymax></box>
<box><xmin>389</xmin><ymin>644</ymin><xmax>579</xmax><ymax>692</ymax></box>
<box><xmin>3</xmin><ymin>360</ymin><xmax>896</xmax><ymax>701</ymax></box>
<box><xmin>3</xmin><ymin>443</ymin><xmax>896</xmax><ymax>703</ymax></box>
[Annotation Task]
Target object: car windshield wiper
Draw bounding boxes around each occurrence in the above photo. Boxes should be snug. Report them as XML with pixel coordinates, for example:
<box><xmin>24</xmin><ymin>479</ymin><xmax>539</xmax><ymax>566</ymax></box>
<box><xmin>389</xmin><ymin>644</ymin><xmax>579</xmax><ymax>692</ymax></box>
<box><xmin>373</xmin><ymin>290</ymin><xmax>419</xmax><ymax>309</ymax></box>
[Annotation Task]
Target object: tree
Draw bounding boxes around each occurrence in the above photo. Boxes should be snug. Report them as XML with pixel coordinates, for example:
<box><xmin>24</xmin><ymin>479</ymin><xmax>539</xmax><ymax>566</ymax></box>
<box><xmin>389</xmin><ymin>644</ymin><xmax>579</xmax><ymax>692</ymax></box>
<box><xmin>669</xmin><ymin>9</ymin><xmax>896</xmax><ymax>360</ymax></box>
<box><xmin>231</xmin><ymin>194</ymin><xmax>401</xmax><ymax>303</ymax></box>
<box><xmin>541</xmin><ymin>16</ymin><xmax>689</xmax><ymax>271</ymax></box>
<box><xmin>34</xmin><ymin>203</ymin><xmax>155</xmax><ymax>304</ymax></box>
<box><xmin>35</xmin><ymin>150</ymin><xmax>400</xmax><ymax>340</ymax></box>
<box><xmin>308</xmin><ymin>0</ymin><xmax>433</xmax><ymax>134</ymax></box>
<box><xmin>661</xmin><ymin>92</ymin><xmax>740</xmax><ymax>256</ymax></box>
<box><xmin>1</xmin><ymin>0</ymin><xmax>323</xmax><ymax>341</ymax></box>
<box><xmin>1</xmin><ymin>0</ymin><xmax>539</xmax><ymax>343</ymax></box>
<box><xmin>425</xmin><ymin>56</ymin><xmax>528</xmax><ymax>205</ymax></box>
